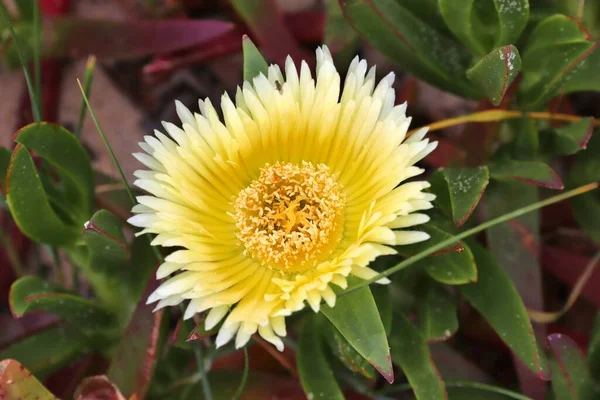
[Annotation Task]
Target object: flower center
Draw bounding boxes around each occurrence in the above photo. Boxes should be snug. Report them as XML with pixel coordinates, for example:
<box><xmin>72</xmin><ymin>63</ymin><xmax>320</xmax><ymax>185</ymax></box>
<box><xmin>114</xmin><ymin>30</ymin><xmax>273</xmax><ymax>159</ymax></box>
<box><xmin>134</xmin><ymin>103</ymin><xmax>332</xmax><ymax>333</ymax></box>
<box><xmin>233</xmin><ymin>161</ymin><xmax>345</xmax><ymax>273</ymax></box>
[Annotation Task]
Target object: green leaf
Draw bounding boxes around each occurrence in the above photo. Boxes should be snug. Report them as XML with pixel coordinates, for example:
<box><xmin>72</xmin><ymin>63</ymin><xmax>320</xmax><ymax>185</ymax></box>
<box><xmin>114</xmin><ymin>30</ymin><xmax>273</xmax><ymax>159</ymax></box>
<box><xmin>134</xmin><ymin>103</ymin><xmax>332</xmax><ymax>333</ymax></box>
<box><xmin>489</xmin><ymin>159</ymin><xmax>564</xmax><ymax>189</ymax></box>
<box><xmin>14</xmin><ymin>122</ymin><xmax>94</xmax><ymax>217</ymax></box>
<box><xmin>0</xmin><ymin>326</ymin><xmax>87</xmax><ymax>377</ymax></box>
<box><xmin>6</xmin><ymin>145</ymin><xmax>81</xmax><ymax>246</ymax></box>
<box><xmin>418</xmin><ymin>280</ymin><xmax>458</xmax><ymax>342</ymax></box>
<box><xmin>428</xmin><ymin>171</ymin><xmax>452</xmax><ymax>219</ymax></box>
<box><xmin>323</xmin><ymin>321</ymin><xmax>376</xmax><ymax>380</ymax></box>
<box><xmin>242</xmin><ymin>36</ymin><xmax>269</xmax><ymax>82</ymax></box>
<box><xmin>458</xmin><ymin>241</ymin><xmax>550</xmax><ymax>378</ymax></box>
<box><xmin>439</xmin><ymin>1</ymin><xmax>529</xmax><ymax>56</ymax></box>
<box><xmin>445</xmin><ymin>382</ymin><xmax>535</xmax><ymax>399</ymax></box>
<box><xmin>467</xmin><ymin>45</ymin><xmax>522</xmax><ymax>106</ymax></box>
<box><xmin>372</xmin><ymin>284</ymin><xmax>392</xmax><ymax>335</ymax></box>
<box><xmin>298</xmin><ymin>315</ymin><xmax>345</xmax><ymax>400</ymax></box>
<box><xmin>512</xmin><ymin>117</ymin><xmax>539</xmax><ymax>160</ymax></box>
<box><xmin>568</xmin><ymin>133</ymin><xmax>600</xmax><ymax>242</ymax></box>
<box><xmin>83</xmin><ymin>209</ymin><xmax>129</xmax><ymax>273</ymax></box>
<box><xmin>548</xmin><ymin>333</ymin><xmax>600</xmax><ymax>400</ymax></box>
<box><xmin>321</xmin><ymin>279</ymin><xmax>393</xmax><ymax>383</ymax></box>
<box><xmin>340</xmin><ymin>0</ymin><xmax>478</xmax><ymax>98</ymax></box>
<box><xmin>9</xmin><ymin>276</ymin><xmax>118</xmax><ymax>331</ymax></box>
<box><xmin>519</xmin><ymin>14</ymin><xmax>599</xmax><ymax>108</ymax></box>
<box><xmin>442</xmin><ymin>166</ymin><xmax>489</xmax><ymax>227</ymax></box>
<box><xmin>389</xmin><ymin>311</ymin><xmax>447</xmax><ymax>399</ymax></box>
<box><xmin>397</xmin><ymin>224</ymin><xmax>478</xmax><ymax>285</ymax></box>
<box><xmin>0</xmin><ymin>359</ymin><xmax>58</xmax><ymax>400</ymax></box>
<box><xmin>542</xmin><ymin>117</ymin><xmax>594</xmax><ymax>156</ymax></box>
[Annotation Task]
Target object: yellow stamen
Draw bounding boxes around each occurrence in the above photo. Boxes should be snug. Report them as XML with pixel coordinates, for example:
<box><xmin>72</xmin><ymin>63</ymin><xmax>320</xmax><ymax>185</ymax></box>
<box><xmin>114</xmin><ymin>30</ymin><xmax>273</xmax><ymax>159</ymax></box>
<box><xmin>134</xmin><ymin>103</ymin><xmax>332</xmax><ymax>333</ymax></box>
<box><xmin>233</xmin><ymin>161</ymin><xmax>345</xmax><ymax>273</ymax></box>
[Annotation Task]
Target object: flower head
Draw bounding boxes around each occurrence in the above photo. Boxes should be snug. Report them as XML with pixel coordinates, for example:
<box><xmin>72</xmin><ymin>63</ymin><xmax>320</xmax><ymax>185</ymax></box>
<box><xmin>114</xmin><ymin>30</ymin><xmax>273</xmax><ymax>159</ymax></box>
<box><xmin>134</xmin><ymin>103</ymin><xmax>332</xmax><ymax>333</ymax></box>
<box><xmin>129</xmin><ymin>46</ymin><xmax>437</xmax><ymax>351</ymax></box>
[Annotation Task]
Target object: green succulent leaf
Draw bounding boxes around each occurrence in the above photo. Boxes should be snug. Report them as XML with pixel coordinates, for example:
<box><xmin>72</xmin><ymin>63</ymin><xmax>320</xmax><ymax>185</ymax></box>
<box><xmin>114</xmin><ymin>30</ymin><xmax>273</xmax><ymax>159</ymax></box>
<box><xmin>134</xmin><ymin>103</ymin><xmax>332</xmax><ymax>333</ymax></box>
<box><xmin>489</xmin><ymin>159</ymin><xmax>564</xmax><ymax>189</ymax></box>
<box><xmin>298</xmin><ymin>315</ymin><xmax>345</xmax><ymax>400</ymax></box>
<box><xmin>322</xmin><ymin>279</ymin><xmax>393</xmax><ymax>383</ymax></box>
<box><xmin>242</xmin><ymin>35</ymin><xmax>269</xmax><ymax>82</ymax></box>
<box><xmin>0</xmin><ymin>359</ymin><xmax>58</xmax><ymax>400</ymax></box>
<box><xmin>439</xmin><ymin>0</ymin><xmax>529</xmax><ymax>56</ymax></box>
<box><xmin>0</xmin><ymin>147</ymin><xmax>12</xmax><ymax>193</ymax></box>
<box><xmin>548</xmin><ymin>333</ymin><xmax>599</xmax><ymax>400</ymax></box>
<box><xmin>467</xmin><ymin>45</ymin><xmax>522</xmax><ymax>106</ymax></box>
<box><xmin>418</xmin><ymin>280</ymin><xmax>458</xmax><ymax>342</ymax></box>
<box><xmin>6</xmin><ymin>145</ymin><xmax>82</xmax><ymax>246</ymax></box>
<box><xmin>0</xmin><ymin>325</ymin><xmax>87</xmax><ymax>378</ymax></box>
<box><xmin>389</xmin><ymin>311</ymin><xmax>447</xmax><ymax>399</ymax></box>
<box><xmin>325</xmin><ymin>0</ymin><xmax>359</xmax><ymax>68</ymax></box>
<box><xmin>340</xmin><ymin>0</ymin><xmax>478</xmax><ymax>98</ymax></box>
<box><xmin>83</xmin><ymin>209</ymin><xmax>129</xmax><ymax>273</ymax></box>
<box><xmin>442</xmin><ymin>166</ymin><xmax>490</xmax><ymax>227</ymax></box>
<box><xmin>568</xmin><ymin>133</ymin><xmax>600</xmax><ymax>243</ymax></box>
<box><xmin>14</xmin><ymin>122</ymin><xmax>94</xmax><ymax>217</ymax></box>
<box><xmin>512</xmin><ymin>117</ymin><xmax>539</xmax><ymax>160</ymax></box>
<box><xmin>397</xmin><ymin>224</ymin><xmax>478</xmax><ymax>285</ymax></box>
<box><xmin>519</xmin><ymin>14</ymin><xmax>600</xmax><ymax>108</ymax></box>
<box><xmin>9</xmin><ymin>276</ymin><xmax>118</xmax><ymax>331</ymax></box>
<box><xmin>542</xmin><ymin>117</ymin><xmax>594</xmax><ymax>156</ymax></box>
<box><xmin>588</xmin><ymin>312</ymin><xmax>600</xmax><ymax>378</ymax></box>
<box><xmin>459</xmin><ymin>241</ymin><xmax>550</xmax><ymax>378</ymax></box>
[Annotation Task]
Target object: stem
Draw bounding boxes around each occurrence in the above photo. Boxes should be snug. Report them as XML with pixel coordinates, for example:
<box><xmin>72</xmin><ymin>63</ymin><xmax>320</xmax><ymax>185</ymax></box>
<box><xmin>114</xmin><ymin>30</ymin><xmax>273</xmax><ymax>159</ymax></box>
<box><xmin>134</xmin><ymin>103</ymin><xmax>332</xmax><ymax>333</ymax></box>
<box><xmin>193</xmin><ymin>342</ymin><xmax>213</xmax><ymax>400</ymax></box>
<box><xmin>32</xmin><ymin>0</ymin><xmax>42</xmax><ymax>118</ymax></box>
<box><xmin>0</xmin><ymin>226</ymin><xmax>24</xmax><ymax>277</ymax></box>
<box><xmin>407</xmin><ymin>109</ymin><xmax>597</xmax><ymax>137</ymax></box>
<box><xmin>75</xmin><ymin>56</ymin><xmax>97</xmax><ymax>137</ymax></box>
<box><xmin>338</xmin><ymin>182</ymin><xmax>599</xmax><ymax>300</ymax></box>
<box><xmin>231</xmin><ymin>347</ymin><xmax>249</xmax><ymax>400</ymax></box>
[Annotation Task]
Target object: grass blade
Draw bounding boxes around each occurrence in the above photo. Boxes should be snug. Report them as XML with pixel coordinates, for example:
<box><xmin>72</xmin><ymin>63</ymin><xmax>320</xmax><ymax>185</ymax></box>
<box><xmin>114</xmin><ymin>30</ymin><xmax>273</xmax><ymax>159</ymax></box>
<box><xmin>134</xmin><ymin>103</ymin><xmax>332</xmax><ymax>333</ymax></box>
<box><xmin>75</xmin><ymin>56</ymin><xmax>97</xmax><ymax>137</ymax></box>
<box><xmin>0</xmin><ymin>4</ymin><xmax>41</xmax><ymax>122</ymax></box>
<box><xmin>231</xmin><ymin>347</ymin><xmax>249</xmax><ymax>400</ymax></box>
<box><xmin>32</xmin><ymin>0</ymin><xmax>41</xmax><ymax>118</ymax></box>
<box><xmin>339</xmin><ymin>182</ymin><xmax>599</xmax><ymax>299</ymax></box>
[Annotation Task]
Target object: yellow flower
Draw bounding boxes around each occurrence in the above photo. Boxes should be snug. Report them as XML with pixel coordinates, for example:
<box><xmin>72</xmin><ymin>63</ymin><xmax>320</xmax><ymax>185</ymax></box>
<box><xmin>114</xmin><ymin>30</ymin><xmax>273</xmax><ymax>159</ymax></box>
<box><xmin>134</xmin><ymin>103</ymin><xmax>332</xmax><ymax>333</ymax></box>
<box><xmin>129</xmin><ymin>46</ymin><xmax>437</xmax><ymax>351</ymax></box>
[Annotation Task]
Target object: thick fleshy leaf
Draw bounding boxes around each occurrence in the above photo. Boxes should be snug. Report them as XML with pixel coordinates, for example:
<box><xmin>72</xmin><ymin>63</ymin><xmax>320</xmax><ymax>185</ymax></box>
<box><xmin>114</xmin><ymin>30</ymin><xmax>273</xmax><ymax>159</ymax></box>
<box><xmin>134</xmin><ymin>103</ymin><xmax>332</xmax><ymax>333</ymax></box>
<box><xmin>568</xmin><ymin>134</ymin><xmax>600</xmax><ymax>242</ymax></box>
<box><xmin>0</xmin><ymin>359</ymin><xmax>58</xmax><ymax>400</ymax></box>
<box><xmin>340</xmin><ymin>0</ymin><xmax>478</xmax><ymax>98</ymax></box>
<box><xmin>322</xmin><ymin>280</ymin><xmax>393</xmax><ymax>383</ymax></box>
<box><xmin>428</xmin><ymin>171</ymin><xmax>452</xmax><ymax>218</ymax></box>
<box><xmin>10</xmin><ymin>276</ymin><xmax>118</xmax><ymax>331</ymax></box>
<box><xmin>485</xmin><ymin>180</ymin><xmax>547</xmax><ymax>395</ymax></box>
<box><xmin>0</xmin><ymin>325</ymin><xmax>87</xmax><ymax>377</ymax></box>
<box><xmin>442</xmin><ymin>167</ymin><xmax>489</xmax><ymax>227</ymax></box>
<box><xmin>14</xmin><ymin>122</ymin><xmax>94</xmax><ymax>217</ymax></box>
<box><xmin>542</xmin><ymin>117</ymin><xmax>594</xmax><ymax>156</ymax></box>
<box><xmin>107</xmin><ymin>276</ymin><xmax>163</xmax><ymax>399</ymax></box>
<box><xmin>298</xmin><ymin>315</ymin><xmax>345</xmax><ymax>400</ymax></box>
<box><xmin>548</xmin><ymin>333</ymin><xmax>600</xmax><ymax>399</ymax></box>
<box><xmin>323</xmin><ymin>321</ymin><xmax>375</xmax><ymax>380</ymax></box>
<box><xmin>458</xmin><ymin>241</ymin><xmax>550</xmax><ymax>379</ymax></box>
<box><xmin>74</xmin><ymin>376</ymin><xmax>127</xmax><ymax>400</ymax></box>
<box><xmin>519</xmin><ymin>14</ymin><xmax>600</xmax><ymax>108</ymax></box>
<box><xmin>6</xmin><ymin>145</ymin><xmax>80</xmax><ymax>246</ymax></box>
<box><xmin>418</xmin><ymin>280</ymin><xmax>458</xmax><ymax>342</ymax></box>
<box><xmin>242</xmin><ymin>35</ymin><xmax>269</xmax><ymax>82</ymax></box>
<box><xmin>489</xmin><ymin>160</ymin><xmax>564</xmax><ymax>189</ymax></box>
<box><xmin>512</xmin><ymin>117</ymin><xmax>539</xmax><ymax>160</ymax></box>
<box><xmin>397</xmin><ymin>224</ymin><xmax>478</xmax><ymax>285</ymax></box>
<box><xmin>467</xmin><ymin>45</ymin><xmax>522</xmax><ymax>106</ymax></box>
<box><xmin>83</xmin><ymin>209</ymin><xmax>129</xmax><ymax>273</ymax></box>
<box><xmin>372</xmin><ymin>284</ymin><xmax>392</xmax><ymax>335</ymax></box>
<box><xmin>389</xmin><ymin>312</ymin><xmax>447</xmax><ymax>399</ymax></box>
<box><xmin>439</xmin><ymin>0</ymin><xmax>529</xmax><ymax>56</ymax></box>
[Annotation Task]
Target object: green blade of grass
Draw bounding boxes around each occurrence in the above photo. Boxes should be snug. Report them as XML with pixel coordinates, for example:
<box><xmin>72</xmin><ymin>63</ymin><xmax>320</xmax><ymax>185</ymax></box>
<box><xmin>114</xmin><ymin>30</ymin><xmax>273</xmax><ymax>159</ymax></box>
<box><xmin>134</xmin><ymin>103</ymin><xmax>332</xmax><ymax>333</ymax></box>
<box><xmin>231</xmin><ymin>347</ymin><xmax>249</xmax><ymax>400</ymax></box>
<box><xmin>0</xmin><ymin>4</ymin><xmax>41</xmax><ymax>122</ymax></box>
<box><xmin>339</xmin><ymin>182</ymin><xmax>599</xmax><ymax>299</ymax></box>
<box><xmin>32</xmin><ymin>0</ymin><xmax>41</xmax><ymax>118</ymax></box>
<box><xmin>75</xmin><ymin>56</ymin><xmax>96</xmax><ymax>137</ymax></box>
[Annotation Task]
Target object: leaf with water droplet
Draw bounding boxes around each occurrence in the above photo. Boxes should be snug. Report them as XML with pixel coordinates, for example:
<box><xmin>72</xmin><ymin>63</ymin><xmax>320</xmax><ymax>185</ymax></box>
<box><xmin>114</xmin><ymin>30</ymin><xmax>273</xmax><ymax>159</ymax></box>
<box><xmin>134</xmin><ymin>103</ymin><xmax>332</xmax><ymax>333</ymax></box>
<box><xmin>442</xmin><ymin>166</ymin><xmax>489</xmax><ymax>227</ymax></box>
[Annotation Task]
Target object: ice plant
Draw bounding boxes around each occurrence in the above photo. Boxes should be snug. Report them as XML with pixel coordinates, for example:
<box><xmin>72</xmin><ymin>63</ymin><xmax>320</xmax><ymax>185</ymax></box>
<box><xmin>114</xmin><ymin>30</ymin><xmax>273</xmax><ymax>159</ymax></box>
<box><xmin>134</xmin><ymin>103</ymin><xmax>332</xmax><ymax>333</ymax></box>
<box><xmin>129</xmin><ymin>46</ymin><xmax>437</xmax><ymax>351</ymax></box>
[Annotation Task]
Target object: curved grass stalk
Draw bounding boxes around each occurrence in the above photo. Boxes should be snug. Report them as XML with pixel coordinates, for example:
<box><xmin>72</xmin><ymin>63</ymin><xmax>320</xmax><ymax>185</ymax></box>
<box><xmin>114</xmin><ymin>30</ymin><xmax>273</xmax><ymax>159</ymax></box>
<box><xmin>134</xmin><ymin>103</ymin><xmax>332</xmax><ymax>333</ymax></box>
<box><xmin>340</xmin><ymin>182</ymin><xmax>598</xmax><ymax>299</ymax></box>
